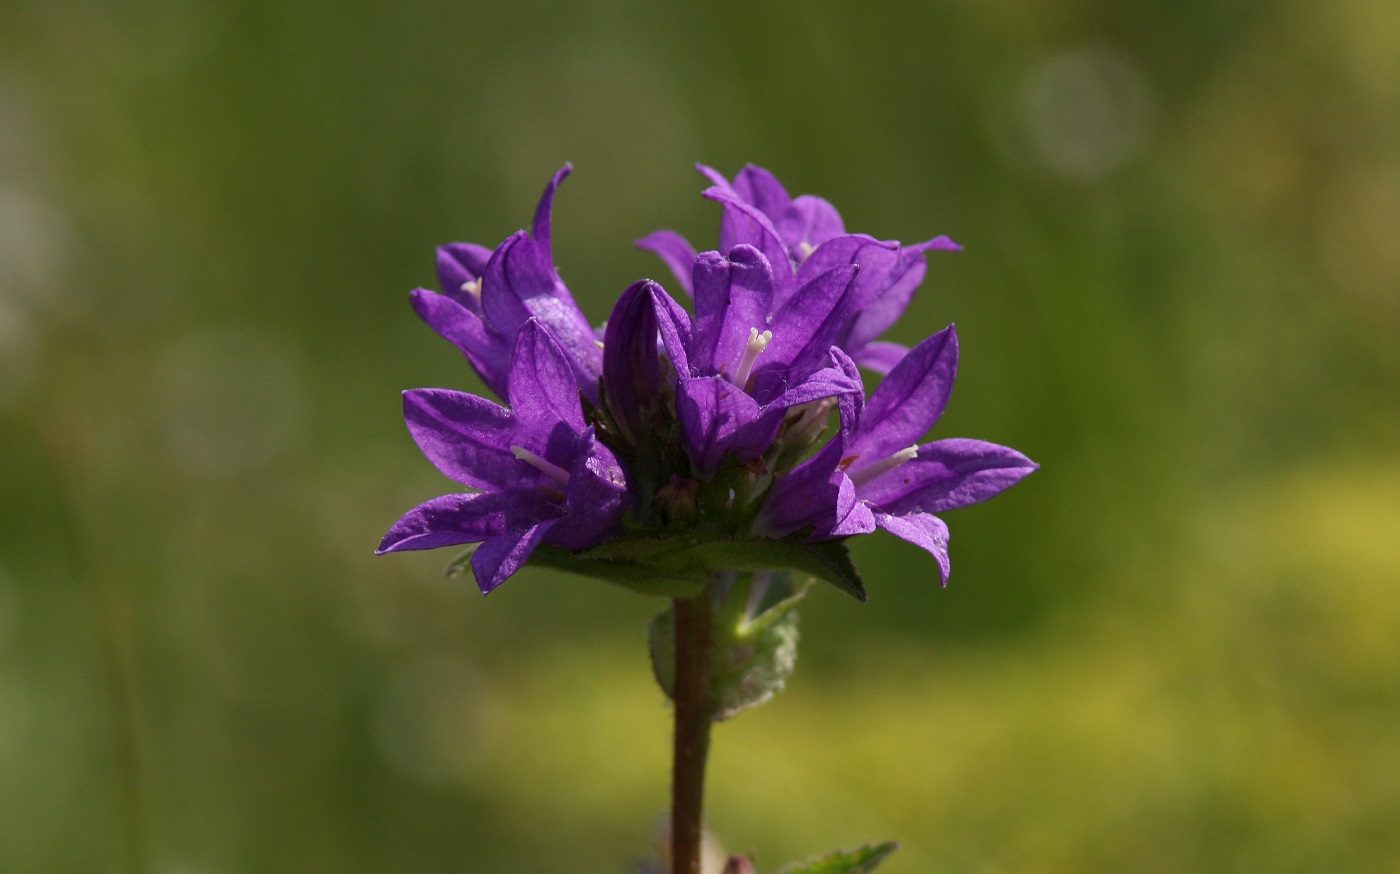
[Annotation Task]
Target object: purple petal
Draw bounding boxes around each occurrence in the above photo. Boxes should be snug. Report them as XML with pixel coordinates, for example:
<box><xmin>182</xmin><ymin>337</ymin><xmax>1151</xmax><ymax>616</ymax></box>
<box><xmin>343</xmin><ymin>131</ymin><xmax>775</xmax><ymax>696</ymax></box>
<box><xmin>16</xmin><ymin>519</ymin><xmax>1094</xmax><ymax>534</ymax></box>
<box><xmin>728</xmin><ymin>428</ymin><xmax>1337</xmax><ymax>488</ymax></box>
<box><xmin>777</xmin><ymin>195</ymin><xmax>845</xmax><ymax>250</ymax></box>
<box><xmin>757</xmin><ymin>436</ymin><xmax>844</xmax><ymax>536</ymax></box>
<box><xmin>852</xmin><ymin>341</ymin><xmax>909</xmax><ymax>374</ymax></box>
<box><xmin>676</xmin><ymin>375</ymin><xmax>763</xmax><ymax>473</ymax></box>
<box><xmin>752</xmin><ymin>358</ymin><xmax>862</xmax><ymax>411</ymax></box>
<box><xmin>635</xmin><ymin>230</ymin><xmax>697</xmax><ymax>297</ymax></box>
<box><xmin>649</xmin><ymin>283</ymin><xmax>694</xmax><ymax>378</ymax></box>
<box><xmin>547</xmin><ymin>436</ymin><xmax>633</xmax><ymax>550</ymax></box>
<box><xmin>859</xmin><ymin>438</ymin><xmax>1038</xmax><ymax>514</ymax></box>
<box><xmin>436</xmin><ymin>243</ymin><xmax>495</xmax><ymax>314</ymax></box>
<box><xmin>844</xmin><ymin>255</ymin><xmax>924</xmax><ymax>351</ymax></box>
<box><xmin>793</xmin><ymin>234</ymin><xmax>899</xmax><ymax>311</ymax></box>
<box><xmin>847</xmin><ymin>236</ymin><xmax>960</xmax><ymax>351</ymax></box>
<box><xmin>848</xmin><ymin>325</ymin><xmax>958</xmax><ymax>465</ymax></box>
<box><xmin>799</xmin><ymin>240</ymin><xmax>900</xmax><ymax>320</ymax></box>
<box><xmin>691</xmin><ymin>246</ymin><xmax>775</xmax><ymax>375</ymax></box>
<box><xmin>472</xmin><ymin>522</ymin><xmax>556</xmax><ymax>594</ymax></box>
<box><xmin>874</xmin><ymin>512</ymin><xmax>950</xmax><ymax>585</ymax></box>
<box><xmin>830</xmin><ymin>473</ymin><xmax>876</xmax><ymax>537</ymax></box>
<box><xmin>702</xmin><ymin>186</ymin><xmax>793</xmax><ymax>286</ymax></box>
<box><xmin>755</xmin><ymin>347</ymin><xmax>864</xmax><ymax>535</ymax></box>
<box><xmin>761</xmin><ymin>263</ymin><xmax>858</xmax><ymax>380</ymax></box>
<box><xmin>377</xmin><ymin>491</ymin><xmax>510</xmax><ymax>554</ymax></box>
<box><xmin>531</xmin><ymin>164</ymin><xmax>572</xmax><ymax>253</ymax></box>
<box><xmin>507</xmin><ymin>320</ymin><xmax>586</xmax><ymax>433</ymax></box>
<box><xmin>479</xmin><ymin>232</ymin><xmax>533</xmax><ymax>331</ymax></box>
<box><xmin>695</xmin><ymin>163</ymin><xmax>731</xmax><ymax>190</ymax></box>
<box><xmin>403</xmin><ymin>389</ymin><xmax>521</xmax><ymax>490</ymax></box>
<box><xmin>410</xmin><ymin>289</ymin><xmax>511</xmax><ymax>398</ymax></box>
<box><xmin>731</xmin><ymin>165</ymin><xmax>792</xmax><ymax>218</ymax></box>
<box><xmin>828</xmin><ymin>345</ymin><xmax>866</xmax><ymax>439</ymax></box>
<box><xmin>479</xmin><ymin>171</ymin><xmax>602</xmax><ymax>401</ymax></box>
<box><xmin>602</xmin><ymin>280</ymin><xmax>663</xmax><ymax>443</ymax></box>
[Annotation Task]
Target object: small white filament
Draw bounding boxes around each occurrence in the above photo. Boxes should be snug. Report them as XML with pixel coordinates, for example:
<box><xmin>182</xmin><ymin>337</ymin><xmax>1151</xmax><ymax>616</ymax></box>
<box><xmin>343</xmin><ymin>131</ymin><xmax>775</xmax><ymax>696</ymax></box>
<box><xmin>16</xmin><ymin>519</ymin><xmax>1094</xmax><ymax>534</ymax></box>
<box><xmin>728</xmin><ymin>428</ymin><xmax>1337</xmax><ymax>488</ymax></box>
<box><xmin>795</xmin><ymin>241</ymin><xmax>815</xmax><ymax>261</ymax></box>
<box><xmin>511</xmin><ymin>446</ymin><xmax>571</xmax><ymax>487</ymax></box>
<box><xmin>460</xmin><ymin>278</ymin><xmax>482</xmax><ymax>300</ymax></box>
<box><xmin>732</xmin><ymin>327</ymin><xmax>772</xmax><ymax>389</ymax></box>
<box><xmin>848</xmin><ymin>445</ymin><xmax>919</xmax><ymax>487</ymax></box>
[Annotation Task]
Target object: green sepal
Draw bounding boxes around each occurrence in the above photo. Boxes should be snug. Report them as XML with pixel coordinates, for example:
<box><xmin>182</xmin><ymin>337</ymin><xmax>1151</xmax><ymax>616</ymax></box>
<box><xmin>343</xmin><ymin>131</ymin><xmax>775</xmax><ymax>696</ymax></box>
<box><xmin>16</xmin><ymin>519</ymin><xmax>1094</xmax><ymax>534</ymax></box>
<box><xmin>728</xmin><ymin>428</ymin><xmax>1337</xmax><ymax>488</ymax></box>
<box><xmin>776</xmin><ymin>842</ymin><xmax>900</xmax><ymax>874</ymax></box>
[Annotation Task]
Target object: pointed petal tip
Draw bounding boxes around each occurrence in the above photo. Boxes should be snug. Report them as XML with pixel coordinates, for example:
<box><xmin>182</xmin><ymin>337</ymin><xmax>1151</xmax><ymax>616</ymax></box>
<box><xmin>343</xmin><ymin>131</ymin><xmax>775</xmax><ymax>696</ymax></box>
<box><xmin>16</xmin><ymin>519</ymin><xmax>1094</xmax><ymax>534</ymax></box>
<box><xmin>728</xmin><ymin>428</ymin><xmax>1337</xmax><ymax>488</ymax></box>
<box><xmin>695</xmin><ymin>164</ymin><xmax>728</xmax><ymax>186</ymax></box>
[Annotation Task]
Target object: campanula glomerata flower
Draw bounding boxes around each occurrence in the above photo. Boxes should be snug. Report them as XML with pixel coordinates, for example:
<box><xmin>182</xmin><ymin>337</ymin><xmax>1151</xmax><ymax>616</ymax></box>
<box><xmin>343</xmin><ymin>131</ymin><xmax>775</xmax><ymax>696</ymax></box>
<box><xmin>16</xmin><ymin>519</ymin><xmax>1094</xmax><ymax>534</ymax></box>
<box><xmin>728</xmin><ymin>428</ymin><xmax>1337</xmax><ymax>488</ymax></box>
<box><xmin>380</xmin><ymin>164</ymin><xmax>1035</xmax><ymax>595</ymax></box>
<box><xmin>376</xmin><ymin>320</ymin><xmax>630</xmax><ymax>592</ymax></box>
<box><xmin>757</xmin><ymin>325</ymin><xmax>1038</xmax><ymax>583</ymax></box>
<box><xmin>410</xmin><ymin>165</ymin><xmax>603</xmax><ymax>402</ymax></box>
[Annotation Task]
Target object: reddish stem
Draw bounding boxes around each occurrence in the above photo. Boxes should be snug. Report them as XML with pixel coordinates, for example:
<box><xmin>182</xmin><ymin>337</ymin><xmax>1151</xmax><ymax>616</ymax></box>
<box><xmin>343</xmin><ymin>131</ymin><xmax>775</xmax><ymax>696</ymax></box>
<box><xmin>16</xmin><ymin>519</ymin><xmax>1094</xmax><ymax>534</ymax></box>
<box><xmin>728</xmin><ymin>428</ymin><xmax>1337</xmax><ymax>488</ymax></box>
<box><xmin>670</xmin><ymin>588</ymin><xmax>715</xmax><ymax>874</ymax></box>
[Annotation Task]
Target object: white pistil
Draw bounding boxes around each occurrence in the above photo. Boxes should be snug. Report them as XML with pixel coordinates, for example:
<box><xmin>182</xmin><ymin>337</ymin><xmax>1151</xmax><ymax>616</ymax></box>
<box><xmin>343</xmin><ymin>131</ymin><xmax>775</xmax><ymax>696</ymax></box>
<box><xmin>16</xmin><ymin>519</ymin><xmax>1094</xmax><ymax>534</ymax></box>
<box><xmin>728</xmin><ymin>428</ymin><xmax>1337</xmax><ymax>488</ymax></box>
<box><xmin>511</xmin><ymin>446</ymin><xmax>571</xmax><ymax>487</ymax></box>
<box><xmin>795</xmin><ymin>241</ymin><xmax>815</xmax><ymax>261</ymax></box>
<box><xmin>460</xmin><ymin>278</ymin><xmax>482</xmax><ymax>300</ymax></box>
<box><xmin>848</xmin><ymin>445</ymin><xmax>919</xmax><ymax>487</ymax></box>
<box><xmin>731</xmin><ymin>327</ymin><xmax>772</xmax><ymax>390</ymax></box>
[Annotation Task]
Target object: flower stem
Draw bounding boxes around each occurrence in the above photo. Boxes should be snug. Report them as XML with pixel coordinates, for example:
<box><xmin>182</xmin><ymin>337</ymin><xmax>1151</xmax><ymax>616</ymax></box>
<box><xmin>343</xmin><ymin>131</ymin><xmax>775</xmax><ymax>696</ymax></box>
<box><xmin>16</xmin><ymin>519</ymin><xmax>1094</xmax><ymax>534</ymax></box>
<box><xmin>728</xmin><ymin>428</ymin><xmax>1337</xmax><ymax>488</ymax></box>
<box><xmin>671</xmin><ymin>585</ymin><xmax>715</xmax><ymax>874</ymax></box>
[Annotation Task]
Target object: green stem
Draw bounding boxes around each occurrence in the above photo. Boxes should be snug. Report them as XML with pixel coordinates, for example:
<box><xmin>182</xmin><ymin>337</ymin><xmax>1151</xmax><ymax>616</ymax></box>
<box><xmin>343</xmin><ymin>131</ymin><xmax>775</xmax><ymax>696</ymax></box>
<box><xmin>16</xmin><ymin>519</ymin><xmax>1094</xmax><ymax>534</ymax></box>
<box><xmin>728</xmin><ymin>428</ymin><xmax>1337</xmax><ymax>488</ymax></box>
<box><xmin>670</xmin><ymin>584</ymin><xmax>715</xmax><ymax>874</ymax></box>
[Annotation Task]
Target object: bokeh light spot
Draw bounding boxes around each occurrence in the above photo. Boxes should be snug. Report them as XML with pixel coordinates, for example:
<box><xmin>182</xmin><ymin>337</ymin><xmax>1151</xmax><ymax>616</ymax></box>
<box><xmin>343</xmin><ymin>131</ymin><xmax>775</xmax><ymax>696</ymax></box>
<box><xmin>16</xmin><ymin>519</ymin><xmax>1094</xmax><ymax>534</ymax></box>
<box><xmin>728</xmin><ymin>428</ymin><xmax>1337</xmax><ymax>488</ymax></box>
<box><xmin>1018</xmin><ymin>47</ymin><xmax>1154</xmax><ymax>181</ymax></box>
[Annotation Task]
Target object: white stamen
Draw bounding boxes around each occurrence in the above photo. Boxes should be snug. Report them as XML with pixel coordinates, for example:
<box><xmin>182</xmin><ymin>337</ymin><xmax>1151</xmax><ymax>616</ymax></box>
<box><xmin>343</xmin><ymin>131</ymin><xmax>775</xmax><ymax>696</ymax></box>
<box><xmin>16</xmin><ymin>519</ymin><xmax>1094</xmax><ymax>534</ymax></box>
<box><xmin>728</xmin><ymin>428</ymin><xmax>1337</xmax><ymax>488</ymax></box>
<box><xmin>787</xmin><ymin>398</ymin><xmax>834</xmax><ymax>445</ymax></box>
<box><xmin>848</xmin><ymin>445</ymin><xmax>919</xmax><ymax>487</ymax></box>
<box><xmin>795</xmin><ymin>241</ymin><xmax>815</xmax><ymax>261</ymax></box>
<box><xmin>460</xmin><ymin>278</ymin><xmax>482</xmax><ymax>299</ymax></box>
<box><xmin>731</xmin><ymin>327</ymin><xmax>772</xmax><ymax>389</ymax></box>
<box><xmin>511</xmin><ymin>446</ymin><xmax>571</xmax><ymax>487</ymax></box>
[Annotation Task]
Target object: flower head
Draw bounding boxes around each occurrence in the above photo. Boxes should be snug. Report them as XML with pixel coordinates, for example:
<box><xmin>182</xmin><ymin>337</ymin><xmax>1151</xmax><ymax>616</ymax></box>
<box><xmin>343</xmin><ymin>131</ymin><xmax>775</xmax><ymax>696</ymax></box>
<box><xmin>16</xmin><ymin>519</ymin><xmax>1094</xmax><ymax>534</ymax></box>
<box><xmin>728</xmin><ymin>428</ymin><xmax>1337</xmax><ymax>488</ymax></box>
<box><xmin>382</xmin><ymin>165</ymin><xmax>1034</xmax><ymax>595</ymax></box>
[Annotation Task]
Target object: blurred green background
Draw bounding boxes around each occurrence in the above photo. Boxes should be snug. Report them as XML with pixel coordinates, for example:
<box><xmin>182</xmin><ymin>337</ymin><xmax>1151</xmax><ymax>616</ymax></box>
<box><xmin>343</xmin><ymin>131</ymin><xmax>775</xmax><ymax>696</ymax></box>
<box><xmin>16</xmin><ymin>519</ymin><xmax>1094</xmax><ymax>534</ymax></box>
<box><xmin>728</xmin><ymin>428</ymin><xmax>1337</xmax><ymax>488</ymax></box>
<box><xmin>2</xmin><ymin>0</ymin><xmax>1398</xmax><ymax>871</ymax></box>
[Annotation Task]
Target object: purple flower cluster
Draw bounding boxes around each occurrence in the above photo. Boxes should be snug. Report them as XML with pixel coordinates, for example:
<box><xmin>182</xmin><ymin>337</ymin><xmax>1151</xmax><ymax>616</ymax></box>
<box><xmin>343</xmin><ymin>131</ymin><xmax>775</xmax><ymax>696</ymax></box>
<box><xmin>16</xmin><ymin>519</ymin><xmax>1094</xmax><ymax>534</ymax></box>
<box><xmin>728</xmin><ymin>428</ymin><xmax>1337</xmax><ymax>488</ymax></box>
<box><xmin>379</xmin><ymin>164</ymin><xmax>1036</xmax><ymax>594</ymax></box>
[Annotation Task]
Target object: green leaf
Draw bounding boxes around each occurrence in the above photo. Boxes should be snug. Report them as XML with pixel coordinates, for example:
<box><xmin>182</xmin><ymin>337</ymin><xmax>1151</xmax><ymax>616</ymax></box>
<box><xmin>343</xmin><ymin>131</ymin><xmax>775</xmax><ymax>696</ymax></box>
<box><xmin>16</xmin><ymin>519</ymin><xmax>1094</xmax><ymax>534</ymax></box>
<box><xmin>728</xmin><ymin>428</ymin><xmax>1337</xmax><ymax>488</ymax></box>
<box><xmin>651</xmin><ymin>537</ymin><xmax>866</xmax><ymax>602</ymax></box>
<box><xmin>529</xmin><ymin>544</ymin><xmax>707</xmax><ymax>598</ymax></box>
<box><xmin>776</xmin><ymin>842</ymin><xmax>900</xmax><ymax>874</ymax></box>
<box><xmin>647</xmin><ymin>605</ymin><xmax>676</xmax><ymax>700</ymax></box>
<box><xmin>648</xmin><ymin>573</ymin><xmax>809</xmax><ymax>717</ymax></box>
<box><xmin>709</xmin><ymin>572</ymin><xmax>808</xmax><ymax>720</ymax></box>
<box><xmin>526</xmin><ymin>533</ymin><xmax>866</xmax><ymax>602</ymax></box>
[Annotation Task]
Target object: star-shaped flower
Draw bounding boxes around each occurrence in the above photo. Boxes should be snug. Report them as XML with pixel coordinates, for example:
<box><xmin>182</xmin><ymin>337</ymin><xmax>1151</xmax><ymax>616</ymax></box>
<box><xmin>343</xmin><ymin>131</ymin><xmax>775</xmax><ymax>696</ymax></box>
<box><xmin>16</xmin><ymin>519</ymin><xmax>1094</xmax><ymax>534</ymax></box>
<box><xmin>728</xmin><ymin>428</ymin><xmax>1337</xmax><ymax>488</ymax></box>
<box><xmin>377</xmin><ymin>319</ymin><xmax>630</xmax><ymax>592</ymax></box>
<box><xmin>410</xmin><ymin>164</ymin><xmax>603</xmax><ymax>402</ymax></box>
<box><xmin>758</xmin><ymin>325</ymin><xmax>1037</xmax><ymax>583</ymax></box>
